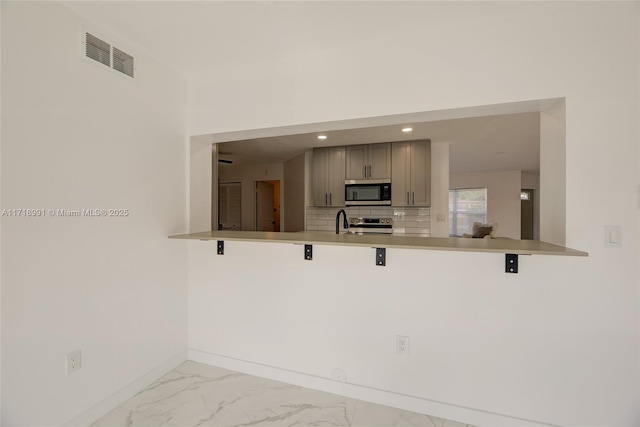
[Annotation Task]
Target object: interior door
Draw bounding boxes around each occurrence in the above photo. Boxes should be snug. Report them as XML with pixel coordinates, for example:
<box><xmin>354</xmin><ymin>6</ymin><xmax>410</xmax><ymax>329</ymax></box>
<box><xmin>256</xmin><ymin>181</ymin><xmax>275</xmax><ymax>231</ymax></box>
<box><xmin>521</xmin><ymin>189</ymin><xmax>534</xmax><ymax>240</ymax></box>
<box><xmin>219</xmin><ymin>182</ymin><xmax>242</xmax><ymax>230</ymax></box>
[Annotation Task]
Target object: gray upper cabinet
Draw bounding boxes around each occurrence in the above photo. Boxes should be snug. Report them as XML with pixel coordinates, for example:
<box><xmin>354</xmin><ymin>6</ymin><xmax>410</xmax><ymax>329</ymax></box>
<box><xmin>345</xmin><ymin>143</ymin><xmax>391</xmax><ymax>180</ymax></box>
<box><xmin>391</xmin><ymin>140</ymin><xmax>431</xmax><ymax>206</ymax></box>
<box><xmin>391</xmin><ymin>143</ymin><xmax>411</xmax><ymax>205</ymax></box>
<box><xmin>312</xmin><ymin>146</ymin><xmax>345</xmax><ymax>207</ymax></box>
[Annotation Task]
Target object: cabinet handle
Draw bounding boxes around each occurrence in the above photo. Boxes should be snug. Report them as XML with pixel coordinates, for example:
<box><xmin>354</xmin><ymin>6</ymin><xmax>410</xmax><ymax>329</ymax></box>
<box><xmin>407</xmin><ymin>192</ymin><xmax>409</xmax><ymax>205</ymax></box>
<box><xmin>368</xmin><ymin>165</ymin><xmax>372</xmax><ymax>177</ymax></box>
<box><xmin>325</xmin><ymin>193</ymin><xmax>328</xmax><ymax>206</ymax></box>
<box><xmin>412</xmin><ymin>192</ymin><xmax>415</xmax><ymax>205</ymax></box>
<box><xmin>363</xmin><ymin>165</ymin><xmax>367</xmax><ymax>178</ymax></box>
<box><xmin>330</xmin><ymin>193</ymin><xmax>332</xmax><ymax>205</ymax></box>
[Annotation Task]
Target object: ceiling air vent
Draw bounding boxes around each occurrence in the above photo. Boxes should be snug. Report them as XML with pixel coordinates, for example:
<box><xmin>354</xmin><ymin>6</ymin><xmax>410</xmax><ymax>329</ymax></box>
<box><xmin>82</xmin><ymin>30</ymin><xmax>136</xmax><ymax>79</ymax></box>
<box><xmin>85</xmin><ymin>33</ymin><xmax>110</xmax><ymax>67</ymax></box>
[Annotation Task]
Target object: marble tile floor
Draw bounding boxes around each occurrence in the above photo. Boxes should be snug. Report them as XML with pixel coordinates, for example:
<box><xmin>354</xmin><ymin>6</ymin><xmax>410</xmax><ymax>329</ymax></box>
<box><xmin>92</xmin><ymin>361</ymin><xmax>477</xmax><ymax>427</ymax></box>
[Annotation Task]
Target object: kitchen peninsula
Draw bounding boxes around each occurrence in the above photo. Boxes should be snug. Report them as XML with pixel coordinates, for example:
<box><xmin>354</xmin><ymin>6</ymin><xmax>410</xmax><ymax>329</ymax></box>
<box><xmin>169</xmin><ymin>230</ymin><xmax>588</xmax><ymax>257</ymax></box>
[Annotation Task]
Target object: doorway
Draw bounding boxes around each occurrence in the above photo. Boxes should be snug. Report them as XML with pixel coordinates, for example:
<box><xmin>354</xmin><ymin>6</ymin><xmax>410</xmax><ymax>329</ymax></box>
<box><xmin>218</xmin><ymin>182</ymin><xmax>242</xmax><ymax>230</ymax></box>
<box><xmin>521</xmin><ymin>189</ymin><xmax>534</xmax><ymax>240</ymax></box>
<box><xmin>256</xmin><ymin>180</ymin><xmax>281</xmax><ymax>232</ymax></box>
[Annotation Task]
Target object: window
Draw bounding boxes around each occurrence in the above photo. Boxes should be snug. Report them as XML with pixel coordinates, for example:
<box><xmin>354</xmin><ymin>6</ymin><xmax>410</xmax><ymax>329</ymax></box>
<box><xmin>449</xmin><ymin>188</ymin><xmax>487</xmax><ymax>236</ymax></box>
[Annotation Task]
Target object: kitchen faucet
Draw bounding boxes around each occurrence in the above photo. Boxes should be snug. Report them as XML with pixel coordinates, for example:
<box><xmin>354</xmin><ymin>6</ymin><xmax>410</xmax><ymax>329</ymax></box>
<box><xmin>336</xmin><ymin>209</ymin><xmax>349</xmax><ymax>234</ymax></box>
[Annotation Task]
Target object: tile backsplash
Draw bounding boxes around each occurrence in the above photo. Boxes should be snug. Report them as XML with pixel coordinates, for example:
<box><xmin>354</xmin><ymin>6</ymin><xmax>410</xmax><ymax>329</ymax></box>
<box><xmin>306</xmin><ymin>206</ymin><xmax>430</xmax><ymax>235</ymax></box>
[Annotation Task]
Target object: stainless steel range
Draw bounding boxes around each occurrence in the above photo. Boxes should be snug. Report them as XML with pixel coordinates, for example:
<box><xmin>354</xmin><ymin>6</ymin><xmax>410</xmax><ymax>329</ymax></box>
<box><xmin>348</xmin><ymin>217</ymin><xmax>394</xmax><ymax>235</ymax></box>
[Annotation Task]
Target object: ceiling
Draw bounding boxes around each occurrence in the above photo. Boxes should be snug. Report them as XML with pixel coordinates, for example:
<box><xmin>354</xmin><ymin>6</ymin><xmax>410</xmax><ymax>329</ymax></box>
<box><xmin>218</xmin><ymin>112</ymin><xmax>540</xmax><ymax>173</ymax></box>
<box><xmin>61</xmin><ymin>1</ymin><xmax>541</xmax><ymax>174</ymax></box>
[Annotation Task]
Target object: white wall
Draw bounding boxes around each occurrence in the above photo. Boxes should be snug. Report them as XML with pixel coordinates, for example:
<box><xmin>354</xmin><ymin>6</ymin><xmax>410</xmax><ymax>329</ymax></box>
<box><xmin>0</xmin><ymin>3</ymin><xmax>4</xmax><ymax>421</ymax></box>
<box><xmin>190</xmin><ymin>135</ymin><xmax>215</xmax><ymax>232</ymax></box>
<box><xmin>218</xmin><ymin>162</ymin><xmax>283</xmax><ymax>231</ymax></box>
<box><xmin>450</xmin><ymin>170</ymin><xmax>522</xmax><ymax>239</ymax></box>
<box><xmin>1</xmin><ymin>2</ymin><xmax>188</xmax><ymax>425</ymax></box>
<box><xmin>186</xmin><ymin>2</ymin><xmax>639</xmax><ymax>426</ymax></box>
<box><xmin>540</xmin><ymin>99</ymin><xmax>566</xmax><ymax>245</ymax></box>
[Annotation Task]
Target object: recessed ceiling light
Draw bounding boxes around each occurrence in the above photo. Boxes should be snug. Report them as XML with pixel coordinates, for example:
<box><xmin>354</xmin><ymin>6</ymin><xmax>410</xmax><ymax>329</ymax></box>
<box><xmin>317</xmin><ymin>135</ymin><xmax>327</xmax><ymax>140</ymax></box>
<box><xmin>402</xmin><ymin>127</ymin><xmax>413</xmax><ymax>133</ymax></box>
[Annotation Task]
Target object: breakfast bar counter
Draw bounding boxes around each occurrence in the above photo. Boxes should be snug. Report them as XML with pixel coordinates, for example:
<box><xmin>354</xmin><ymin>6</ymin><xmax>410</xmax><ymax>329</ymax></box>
<box><xmin>169</xmin><ymin>230</ymin><xmax>588</xmax><ymax>257</ymax></box>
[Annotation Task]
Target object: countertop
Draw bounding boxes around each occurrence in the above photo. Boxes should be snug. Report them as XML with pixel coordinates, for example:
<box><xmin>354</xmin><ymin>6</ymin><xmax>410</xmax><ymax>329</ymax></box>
<box><xmin>169</xmin><ymin>230</ymin><xmax>588</xmax><ymax>257</ymax></box>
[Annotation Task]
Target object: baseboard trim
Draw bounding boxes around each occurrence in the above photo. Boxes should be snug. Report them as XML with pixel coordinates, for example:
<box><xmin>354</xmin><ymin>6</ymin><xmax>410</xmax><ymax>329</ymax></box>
<box><xmin>64</xmin><ymin>349</ymin><xmax>187</xmax><ymax>426</ymax></box>
<box><xmin>188</xmin><ymin>349</ymin><xmax>555</xmax><ymax>427</ymax></box>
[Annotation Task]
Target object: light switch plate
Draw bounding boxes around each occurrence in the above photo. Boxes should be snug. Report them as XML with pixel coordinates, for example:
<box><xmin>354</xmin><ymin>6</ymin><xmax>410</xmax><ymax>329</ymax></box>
<box><xmin>605</xmin><ymin>225</ymin><xmax>621</xmax><ymax>248</ymax></box>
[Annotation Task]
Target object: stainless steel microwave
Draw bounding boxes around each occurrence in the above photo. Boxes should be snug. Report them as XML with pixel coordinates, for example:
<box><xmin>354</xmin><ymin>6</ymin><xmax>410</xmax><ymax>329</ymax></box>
<box><xmin>344</xmin><ymin>179</ymin><xmax>391</xmax><ymax>206</ymax></box>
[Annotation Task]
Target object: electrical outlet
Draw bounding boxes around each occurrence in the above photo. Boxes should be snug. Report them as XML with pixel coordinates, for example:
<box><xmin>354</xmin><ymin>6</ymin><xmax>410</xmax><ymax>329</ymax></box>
<box><xmin>66</xmin><ymin>350</ymin><xmax>81</xmax><ymax>375</ymax></box>
<box><xmin>396</xmin><ymin>335</ymin><xmax>409</xmax><ymax>355</ymax></box>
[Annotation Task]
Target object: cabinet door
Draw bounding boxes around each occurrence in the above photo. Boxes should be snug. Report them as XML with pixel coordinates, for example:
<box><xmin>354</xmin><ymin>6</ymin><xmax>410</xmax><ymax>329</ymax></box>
<box><xmin>391</xmin><ymin>142</ymin><xmax>410</xmax><ymax>206</ymax></box>
<box><xmin>368</xmin><ymin>142</ymin><xmax>391</xmax><ymax>179</ymax></box>
<box><xmin>409</xmin><ymin>141</ymin><xmax>431</xmax><ymax>206</ymax></box>
<box><xmin>345</xmin><ymin>145</ymin><xmax>367</xmax><ymax>180</ymax></box>
<box><xmin>327</xmin><ymin>147</ymin><xmax>345</xmax><ymax>206</ymax></box>
<box><xmin>312</xmin><ymin>148</ymin><xmax>328</xmax><ymax>206</ymax></box>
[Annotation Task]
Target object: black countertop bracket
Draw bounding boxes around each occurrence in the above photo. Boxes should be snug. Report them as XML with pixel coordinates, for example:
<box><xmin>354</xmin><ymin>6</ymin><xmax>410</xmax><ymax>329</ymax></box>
<box><xmin>505</xmin><ymin>253</ymin><xmax>518</xmax><ymax>273</ymax></box>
